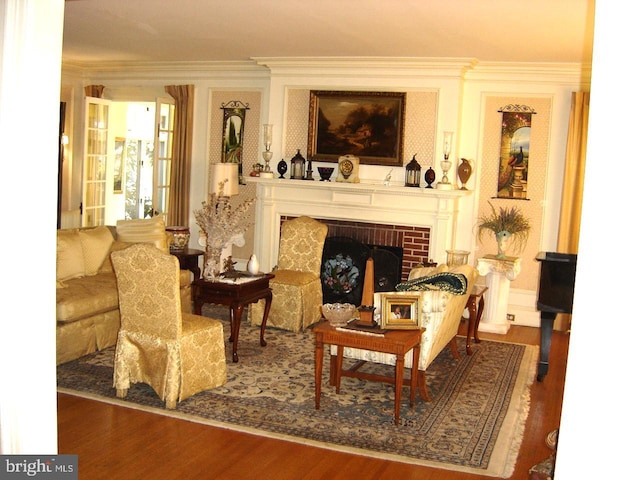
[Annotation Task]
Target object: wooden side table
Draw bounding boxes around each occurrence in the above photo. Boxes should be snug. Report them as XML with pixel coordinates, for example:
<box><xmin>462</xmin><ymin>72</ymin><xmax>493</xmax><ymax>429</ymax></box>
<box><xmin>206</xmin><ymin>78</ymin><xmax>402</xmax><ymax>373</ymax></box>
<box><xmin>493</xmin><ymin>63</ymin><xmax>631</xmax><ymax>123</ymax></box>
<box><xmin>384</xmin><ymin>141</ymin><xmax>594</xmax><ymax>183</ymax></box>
<box><xmin>314</xmin><ymin>321</ymin><xmax>424</xmax><ymax>425</ymax></box>
<box><xmin>192</xmin><ymin>273</ymin><xmax>275</xmax><ymax>362</ymax></box>
<box><xmin>170</xmin><ymin>248</ymin><xmax>204</xmax><ymax>280</ymax></box>
<box><xmin>465</xmin><ymin>284</ymin><xmax>488</xmax><ymax>355</ymax></box>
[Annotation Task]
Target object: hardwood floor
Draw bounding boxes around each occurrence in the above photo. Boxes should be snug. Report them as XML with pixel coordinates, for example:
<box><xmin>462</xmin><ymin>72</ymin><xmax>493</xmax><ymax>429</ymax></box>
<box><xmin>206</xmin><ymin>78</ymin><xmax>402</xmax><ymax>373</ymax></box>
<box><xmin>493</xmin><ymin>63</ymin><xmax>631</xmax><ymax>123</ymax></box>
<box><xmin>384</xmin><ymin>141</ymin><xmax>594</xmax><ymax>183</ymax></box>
<box><xmin>57</xmin><ymin>324</ymin><xmax>569</xmax><ymax>480</ymax></box>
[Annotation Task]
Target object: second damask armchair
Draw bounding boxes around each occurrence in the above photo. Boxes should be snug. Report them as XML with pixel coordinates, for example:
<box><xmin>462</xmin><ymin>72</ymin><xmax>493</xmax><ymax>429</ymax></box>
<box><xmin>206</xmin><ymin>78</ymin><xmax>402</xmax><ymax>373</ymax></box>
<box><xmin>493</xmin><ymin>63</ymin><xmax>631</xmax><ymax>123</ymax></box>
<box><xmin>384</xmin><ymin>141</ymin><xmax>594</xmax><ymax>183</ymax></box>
<box><xmin>111</xmin><ymin>243</ymin><xmax>227</xmax><ymax>409</ymax></box>
<box><xmin>250</xmin><ymin>216</ymin><xmax>328</xmax><ymax>333</ymax></box>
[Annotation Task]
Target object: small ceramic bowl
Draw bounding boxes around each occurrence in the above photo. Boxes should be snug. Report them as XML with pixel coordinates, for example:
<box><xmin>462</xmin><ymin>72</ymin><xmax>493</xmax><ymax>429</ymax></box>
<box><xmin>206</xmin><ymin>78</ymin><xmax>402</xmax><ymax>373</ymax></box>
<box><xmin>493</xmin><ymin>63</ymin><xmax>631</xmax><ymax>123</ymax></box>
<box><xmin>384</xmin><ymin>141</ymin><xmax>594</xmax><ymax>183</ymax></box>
<box><xmin>317</xmin><ymin>167</ymin><xmax>335</xmax><ymax>181</ymax></box>
<box><xmin>322</xmin><ymin>303</ymin><xmax>356</xmax><ymax>327</ymax></box>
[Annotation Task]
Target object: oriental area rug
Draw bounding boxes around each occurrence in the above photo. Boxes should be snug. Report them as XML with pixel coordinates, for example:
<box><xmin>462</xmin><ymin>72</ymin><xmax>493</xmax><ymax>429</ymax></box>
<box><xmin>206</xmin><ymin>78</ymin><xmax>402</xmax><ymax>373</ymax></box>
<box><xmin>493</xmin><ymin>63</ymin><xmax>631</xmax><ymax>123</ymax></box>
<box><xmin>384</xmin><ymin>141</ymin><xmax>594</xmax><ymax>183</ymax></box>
<box><xmin>57</xmin><ymin>310</ymin><xmax>537</xmax><ymax>478</ymax></box>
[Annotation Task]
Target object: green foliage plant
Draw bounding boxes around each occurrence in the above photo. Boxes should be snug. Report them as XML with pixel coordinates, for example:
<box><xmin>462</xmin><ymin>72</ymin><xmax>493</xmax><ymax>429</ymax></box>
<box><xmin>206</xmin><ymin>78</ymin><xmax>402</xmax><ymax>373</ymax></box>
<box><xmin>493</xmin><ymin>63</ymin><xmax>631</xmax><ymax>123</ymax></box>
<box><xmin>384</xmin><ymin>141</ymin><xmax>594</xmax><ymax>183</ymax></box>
<box><xmin>477</xmin><ymin>202</ymin><xmax>531</xmax><ymax>258</ymax></box>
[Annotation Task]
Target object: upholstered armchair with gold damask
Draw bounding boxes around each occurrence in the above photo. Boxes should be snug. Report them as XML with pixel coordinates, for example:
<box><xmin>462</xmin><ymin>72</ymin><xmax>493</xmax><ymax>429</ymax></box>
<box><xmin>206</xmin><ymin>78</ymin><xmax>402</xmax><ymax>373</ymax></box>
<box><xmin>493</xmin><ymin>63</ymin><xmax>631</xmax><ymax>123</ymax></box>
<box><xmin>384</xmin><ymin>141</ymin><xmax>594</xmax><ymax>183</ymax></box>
<box><xmin>111</xmin><ymin>244</ymin><xmax>227</xmax><ymax>409</ymax></box>
<box><xmin>250</xmin><ymin>216</ymin><xmax>328</xmax><ymax>333</ymax></box>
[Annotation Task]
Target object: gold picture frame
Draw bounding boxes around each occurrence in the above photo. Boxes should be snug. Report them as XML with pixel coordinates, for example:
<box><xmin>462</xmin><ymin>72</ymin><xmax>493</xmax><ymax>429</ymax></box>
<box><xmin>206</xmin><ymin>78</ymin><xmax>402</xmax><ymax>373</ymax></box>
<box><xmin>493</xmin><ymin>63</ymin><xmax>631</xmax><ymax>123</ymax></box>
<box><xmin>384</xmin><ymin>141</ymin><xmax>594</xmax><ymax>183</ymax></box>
<box><xmin>308</xmin><ymin>90</ymin><xmax>406</xmax><ymax>166</ymax></box>
<box><xmin>380</xmin><ymin>292</ymin><xmax>421</xmax><ymax>329</ymax></box>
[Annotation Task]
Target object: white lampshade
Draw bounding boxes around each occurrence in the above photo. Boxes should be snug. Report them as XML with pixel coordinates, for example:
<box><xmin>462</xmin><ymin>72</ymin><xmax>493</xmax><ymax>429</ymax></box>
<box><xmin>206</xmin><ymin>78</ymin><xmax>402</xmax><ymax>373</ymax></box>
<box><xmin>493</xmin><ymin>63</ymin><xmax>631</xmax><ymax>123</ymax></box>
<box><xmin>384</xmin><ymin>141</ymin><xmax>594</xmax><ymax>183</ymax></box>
<box><xmin>210</xmin><ymin>163</ymin><xmax>239</xmax><ymax>196</ymax></box>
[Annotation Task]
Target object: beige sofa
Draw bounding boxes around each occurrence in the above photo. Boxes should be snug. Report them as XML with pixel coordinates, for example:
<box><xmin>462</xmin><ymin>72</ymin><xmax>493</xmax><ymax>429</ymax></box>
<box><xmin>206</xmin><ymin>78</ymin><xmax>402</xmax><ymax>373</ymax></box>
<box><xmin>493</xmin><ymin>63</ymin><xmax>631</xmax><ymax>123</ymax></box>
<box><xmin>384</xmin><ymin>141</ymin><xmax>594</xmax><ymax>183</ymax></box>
<box><xmin>56</xmin><ymin>217</ymin><xmax>193</xmax><ymax>365</ymax></box>
<box><xmin>334</xmin><ymin>263</ymin><xmax>478</xmax><ymax>400</ymax></box>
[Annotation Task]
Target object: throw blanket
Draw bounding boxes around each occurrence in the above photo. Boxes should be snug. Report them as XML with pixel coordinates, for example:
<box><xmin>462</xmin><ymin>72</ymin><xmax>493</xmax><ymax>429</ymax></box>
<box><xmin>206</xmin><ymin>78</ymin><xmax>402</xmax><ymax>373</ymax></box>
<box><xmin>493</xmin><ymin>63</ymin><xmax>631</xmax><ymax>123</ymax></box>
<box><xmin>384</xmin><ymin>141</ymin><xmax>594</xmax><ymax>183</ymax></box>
<box><xmin>396</xmin><ymin>272</ymin><xmax>468</xmax><ymax>295</ymax></box>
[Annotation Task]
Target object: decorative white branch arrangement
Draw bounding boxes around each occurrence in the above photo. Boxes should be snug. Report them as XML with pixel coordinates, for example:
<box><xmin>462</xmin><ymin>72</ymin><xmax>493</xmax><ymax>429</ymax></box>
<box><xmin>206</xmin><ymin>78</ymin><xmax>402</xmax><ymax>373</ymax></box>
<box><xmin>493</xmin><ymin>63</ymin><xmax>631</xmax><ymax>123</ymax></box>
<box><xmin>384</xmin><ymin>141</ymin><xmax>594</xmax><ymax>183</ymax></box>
<box><xmin>194</xmin><ymin>180</ymin><xmax>255</xmax><ymax>280</ymax></box>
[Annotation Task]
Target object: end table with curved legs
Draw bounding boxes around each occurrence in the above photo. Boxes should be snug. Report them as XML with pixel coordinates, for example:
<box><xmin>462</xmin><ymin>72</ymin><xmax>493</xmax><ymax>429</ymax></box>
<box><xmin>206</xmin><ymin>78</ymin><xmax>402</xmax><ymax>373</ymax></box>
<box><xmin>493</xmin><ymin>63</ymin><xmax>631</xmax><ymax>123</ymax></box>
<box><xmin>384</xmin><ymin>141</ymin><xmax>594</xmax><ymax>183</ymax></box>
<box><xmin>465</xmin><ymin>284</ymin><xmax>488</xmax><ymax>355</ymax></box>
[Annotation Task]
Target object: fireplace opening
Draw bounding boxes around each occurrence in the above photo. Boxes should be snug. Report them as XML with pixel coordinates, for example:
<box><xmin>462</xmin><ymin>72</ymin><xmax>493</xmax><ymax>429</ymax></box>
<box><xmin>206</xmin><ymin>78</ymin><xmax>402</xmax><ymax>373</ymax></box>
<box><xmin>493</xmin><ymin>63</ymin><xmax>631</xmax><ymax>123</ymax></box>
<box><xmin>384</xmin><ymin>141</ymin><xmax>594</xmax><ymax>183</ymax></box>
<box><xmin>370</xmin><ymin>245</ymin><xmax>403</xmax><ymax>292</ymax></box>
<box><xmin>321</xmin><ymin>237</ymin><xmax>402</xmax><ymax>305</ymax></box>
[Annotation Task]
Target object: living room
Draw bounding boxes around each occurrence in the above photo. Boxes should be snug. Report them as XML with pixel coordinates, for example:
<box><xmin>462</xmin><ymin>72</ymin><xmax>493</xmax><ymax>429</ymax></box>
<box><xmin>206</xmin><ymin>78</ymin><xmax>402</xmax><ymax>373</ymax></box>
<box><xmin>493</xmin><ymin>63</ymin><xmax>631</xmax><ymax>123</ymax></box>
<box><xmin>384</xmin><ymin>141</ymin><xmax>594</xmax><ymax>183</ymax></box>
<box><xmin>2</xmin><ymin>1</ymin><xmax>639</xmax><ymax>478</ymax></box>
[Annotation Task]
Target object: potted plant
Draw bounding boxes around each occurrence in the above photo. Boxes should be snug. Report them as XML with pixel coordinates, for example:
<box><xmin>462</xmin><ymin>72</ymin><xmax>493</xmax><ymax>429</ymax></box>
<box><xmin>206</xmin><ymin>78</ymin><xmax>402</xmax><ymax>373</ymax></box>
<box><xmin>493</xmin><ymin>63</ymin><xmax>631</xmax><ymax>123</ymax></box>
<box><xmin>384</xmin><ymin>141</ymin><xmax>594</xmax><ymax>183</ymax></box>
<box><xmin>477</xmin><ymin>202</ymin><xmax>531</xmax><ymax>259</ymax></box>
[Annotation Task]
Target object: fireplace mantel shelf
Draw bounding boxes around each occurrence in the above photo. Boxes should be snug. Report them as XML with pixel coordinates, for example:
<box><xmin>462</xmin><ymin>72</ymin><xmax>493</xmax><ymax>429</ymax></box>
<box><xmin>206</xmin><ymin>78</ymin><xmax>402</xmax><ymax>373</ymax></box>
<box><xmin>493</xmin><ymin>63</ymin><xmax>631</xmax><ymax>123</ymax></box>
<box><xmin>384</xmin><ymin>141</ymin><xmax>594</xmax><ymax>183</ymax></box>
<box><xmin>247</xmin><ymin>176</ymin><xmax>470</xmax><ymax>269</ymax></box>
<box><xmin>245</xmin><ymin>176</ymin><xmax>470</xmax><ymax>199</ymax></box>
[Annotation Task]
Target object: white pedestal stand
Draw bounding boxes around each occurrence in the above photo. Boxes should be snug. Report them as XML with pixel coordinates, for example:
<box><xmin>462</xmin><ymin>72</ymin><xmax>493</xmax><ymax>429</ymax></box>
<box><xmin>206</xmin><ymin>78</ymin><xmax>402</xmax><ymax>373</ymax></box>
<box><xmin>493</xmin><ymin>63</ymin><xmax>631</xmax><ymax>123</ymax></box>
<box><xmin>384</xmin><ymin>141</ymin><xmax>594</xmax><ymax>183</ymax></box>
<box><xmin>476</xmin><ymin>255</ymin><xmax>521</xmax><ymax>335</ymax></box>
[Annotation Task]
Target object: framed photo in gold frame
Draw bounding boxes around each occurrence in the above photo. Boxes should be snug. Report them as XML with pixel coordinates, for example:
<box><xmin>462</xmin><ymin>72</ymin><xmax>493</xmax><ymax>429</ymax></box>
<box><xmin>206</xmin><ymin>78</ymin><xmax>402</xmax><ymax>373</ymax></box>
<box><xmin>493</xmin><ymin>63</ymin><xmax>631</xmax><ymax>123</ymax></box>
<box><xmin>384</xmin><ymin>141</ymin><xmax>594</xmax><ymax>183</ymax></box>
<box><xmin>380</xmin><ymin>292</ymin><xmax>421</xmax><ymax>329</ymax></box>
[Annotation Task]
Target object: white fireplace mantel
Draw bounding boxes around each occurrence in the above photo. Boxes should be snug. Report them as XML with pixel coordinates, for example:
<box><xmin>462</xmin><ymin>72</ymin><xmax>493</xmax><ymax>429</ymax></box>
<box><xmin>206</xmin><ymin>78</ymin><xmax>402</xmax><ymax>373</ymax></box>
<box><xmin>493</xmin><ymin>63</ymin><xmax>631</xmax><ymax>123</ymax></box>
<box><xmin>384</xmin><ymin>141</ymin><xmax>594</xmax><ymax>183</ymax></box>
<box><xmin>246</xmin><ymin>177</ymin><xmax>469</xmax><ymax>271</ymax></box>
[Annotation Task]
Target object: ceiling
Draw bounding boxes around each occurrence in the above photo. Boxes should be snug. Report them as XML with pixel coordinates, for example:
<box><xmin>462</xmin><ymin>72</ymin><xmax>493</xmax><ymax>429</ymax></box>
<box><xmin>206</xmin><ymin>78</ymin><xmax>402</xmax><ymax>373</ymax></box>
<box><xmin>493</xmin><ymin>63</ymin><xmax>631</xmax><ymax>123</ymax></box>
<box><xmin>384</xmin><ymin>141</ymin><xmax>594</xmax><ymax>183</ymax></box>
<box><xmin>62</xmin><ymin>0</ymin><xmax>595</xmax><ymax>66</ymax></box>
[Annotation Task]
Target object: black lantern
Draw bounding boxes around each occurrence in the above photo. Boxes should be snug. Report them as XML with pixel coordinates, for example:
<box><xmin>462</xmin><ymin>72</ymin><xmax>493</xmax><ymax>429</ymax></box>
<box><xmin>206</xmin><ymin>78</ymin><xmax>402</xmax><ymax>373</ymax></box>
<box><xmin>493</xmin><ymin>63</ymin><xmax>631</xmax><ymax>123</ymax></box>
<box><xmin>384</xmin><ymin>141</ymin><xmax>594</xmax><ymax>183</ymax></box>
<box><xmin>405</xmin><ymin>154</ymin><xmax>421</xmax><ymax>187</ymax></box>
<box><xmin>290</xmin><ymin>149</ymin><xmax>306</xmax><ymax>180</ymax></box>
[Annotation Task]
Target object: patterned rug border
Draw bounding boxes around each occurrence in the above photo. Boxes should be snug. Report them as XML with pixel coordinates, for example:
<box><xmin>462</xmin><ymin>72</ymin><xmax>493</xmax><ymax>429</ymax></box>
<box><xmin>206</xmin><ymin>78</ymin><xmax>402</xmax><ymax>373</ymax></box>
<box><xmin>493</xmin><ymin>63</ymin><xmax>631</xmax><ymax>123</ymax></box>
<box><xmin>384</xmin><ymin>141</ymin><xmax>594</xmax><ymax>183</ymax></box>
<box><xmin>58</xmin><ymin>334</ymin><xmax>538</xmax><ymax>478</ymax></box>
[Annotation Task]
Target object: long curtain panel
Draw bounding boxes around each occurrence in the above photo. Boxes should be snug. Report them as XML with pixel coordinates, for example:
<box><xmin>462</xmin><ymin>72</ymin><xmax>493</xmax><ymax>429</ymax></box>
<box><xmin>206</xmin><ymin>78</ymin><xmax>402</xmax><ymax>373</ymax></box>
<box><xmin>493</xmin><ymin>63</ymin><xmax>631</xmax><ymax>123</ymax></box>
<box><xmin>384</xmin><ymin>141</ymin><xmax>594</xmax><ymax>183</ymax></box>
<box><xmin>555</xmin><ymin>91</ymin><xmax>589</xmax><ymax>331</ymax></box>
<box><xmin>165</xmin><ymin>84</ymin><xmax>194</xmax><ymax>226</ymax></box>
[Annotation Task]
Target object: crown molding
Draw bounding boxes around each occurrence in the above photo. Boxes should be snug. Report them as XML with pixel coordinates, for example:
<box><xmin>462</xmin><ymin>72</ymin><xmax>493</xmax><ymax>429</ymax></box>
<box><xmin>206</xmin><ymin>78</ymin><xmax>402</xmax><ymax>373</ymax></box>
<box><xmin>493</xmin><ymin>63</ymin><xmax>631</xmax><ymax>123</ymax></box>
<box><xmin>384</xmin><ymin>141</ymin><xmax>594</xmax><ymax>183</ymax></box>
<box><xmin>252</xmin><ymin>56</ymin><xmax>478</xmax><ymax>78</ymax></box>
<box><xmin>60</xmin><ymin>57</ymin><xmax>591</xmax><ymax>87</ymax></box>
<box><xmin>465</xmin><ymin>61</ymin><xmax>591</xmax><ymax>87</ymax></box>
<box><xmin>61</xmin><ymin>60</ymin><xmax>269</xmax><ymax>81</ymax></box>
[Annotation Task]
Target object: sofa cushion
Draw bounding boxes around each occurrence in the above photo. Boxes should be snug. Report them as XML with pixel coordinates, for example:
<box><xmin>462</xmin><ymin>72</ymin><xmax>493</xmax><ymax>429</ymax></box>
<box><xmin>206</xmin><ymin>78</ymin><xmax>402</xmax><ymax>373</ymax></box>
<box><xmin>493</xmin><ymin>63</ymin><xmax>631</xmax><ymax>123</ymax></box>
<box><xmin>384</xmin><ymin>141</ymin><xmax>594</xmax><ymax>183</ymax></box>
<box><xmin>79</xmin><ymin>226</ymin><xmax>114</xmax><ymax>275</ymax></box>
<box><xmin>57</xmin><ymin>229</ymin><xmax>85</xmax><ymax>281</ymax></box>
<box><xmin>98</xmin><ymin>241</ymin><xmax>135</xmax><ymax>275</ymax></box>
<box><xmin>56</xmin><ymin>273</ymin><xmax>119</xmax><ymax>323</ymax></box>
<box><xmin>116</xmin><ymin>216</ymin><xmax>169</xmax><ymax>253</ymax></box>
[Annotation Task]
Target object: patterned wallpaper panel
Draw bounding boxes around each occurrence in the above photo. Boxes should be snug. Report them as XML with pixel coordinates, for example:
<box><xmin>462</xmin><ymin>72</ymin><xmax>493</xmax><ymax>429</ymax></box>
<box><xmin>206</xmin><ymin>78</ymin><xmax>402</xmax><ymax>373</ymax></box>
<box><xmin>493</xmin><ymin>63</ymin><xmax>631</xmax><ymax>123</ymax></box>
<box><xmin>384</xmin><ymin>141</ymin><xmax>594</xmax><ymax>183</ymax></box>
<box><xmin>208</xmin><ymin>91</ymin><xmax>262</xmax><ymax>259</ymax></box>
<box><xmin>285</xmin><ymin>89</ymin><xmax>310</xmax><ymax>161</ymax></box>
<box><xmin>285</xmin><ymin>89</ymin><xmax>438</xmax><ymax>170</ymax></box>
<box><xmin>478</xmin><ymin>96</ymin><xmax>552</xmax><ymax>291</ymax></box>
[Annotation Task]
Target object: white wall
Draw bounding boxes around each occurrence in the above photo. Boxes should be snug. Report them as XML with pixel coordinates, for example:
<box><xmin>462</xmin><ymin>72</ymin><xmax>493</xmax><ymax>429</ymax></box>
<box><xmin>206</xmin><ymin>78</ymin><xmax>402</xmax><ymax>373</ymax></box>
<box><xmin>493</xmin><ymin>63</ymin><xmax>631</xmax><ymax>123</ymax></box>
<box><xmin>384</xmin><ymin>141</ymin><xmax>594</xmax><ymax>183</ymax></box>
<box><xmin>0</xmin><ymin>0</ymin><xmax>64</xmax><ymax>453</ymax></box>
<box><xmin>553</xmin><ymin>2</ymin><xmax>640</xmax><ymax>477</ymax></box>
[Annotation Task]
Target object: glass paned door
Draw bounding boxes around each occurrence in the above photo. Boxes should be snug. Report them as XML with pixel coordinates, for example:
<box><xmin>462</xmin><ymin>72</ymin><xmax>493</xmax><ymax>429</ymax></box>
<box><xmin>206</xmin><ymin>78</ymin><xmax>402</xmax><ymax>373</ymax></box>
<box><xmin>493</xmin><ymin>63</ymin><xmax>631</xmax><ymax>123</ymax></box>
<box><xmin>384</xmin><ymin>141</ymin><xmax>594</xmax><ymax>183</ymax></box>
<box><xmin>154</xmin><ymin>98</ymin><xmax>174</xmax><ymax>224</ymax></box>
<box><xmin>82</xmin><ymin>97</ymin><xmax>111</xmax><ymax>226</ymax></box>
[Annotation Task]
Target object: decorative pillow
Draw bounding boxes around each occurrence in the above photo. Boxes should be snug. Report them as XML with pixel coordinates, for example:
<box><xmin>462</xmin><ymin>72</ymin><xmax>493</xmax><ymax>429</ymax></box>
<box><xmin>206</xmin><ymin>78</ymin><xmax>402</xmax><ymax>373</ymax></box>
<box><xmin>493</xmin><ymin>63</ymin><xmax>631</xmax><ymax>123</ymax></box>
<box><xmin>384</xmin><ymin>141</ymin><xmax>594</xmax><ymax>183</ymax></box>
<box><xmin>98</xmin><ymin>241</ymin><xmax>135</xmax><ymax>274</ymax></box>
<box><xmin>56</xmin><ymin>229</ymin><xmax>85</xmax><ymax>281</ymax></box>
<box><xmin>396</xmin><ymin>271</ymin><xmax>468</xmax><ymax>295</ymax></box>
<box><xmin>79</xmin><ymin>226</ymin><xmax>114</xmax><ymax>275</ymax></box>
<box><xmin>116</xmin><ymin>216</ymin><xmax>168</xmax><ymax>253</ymax></box>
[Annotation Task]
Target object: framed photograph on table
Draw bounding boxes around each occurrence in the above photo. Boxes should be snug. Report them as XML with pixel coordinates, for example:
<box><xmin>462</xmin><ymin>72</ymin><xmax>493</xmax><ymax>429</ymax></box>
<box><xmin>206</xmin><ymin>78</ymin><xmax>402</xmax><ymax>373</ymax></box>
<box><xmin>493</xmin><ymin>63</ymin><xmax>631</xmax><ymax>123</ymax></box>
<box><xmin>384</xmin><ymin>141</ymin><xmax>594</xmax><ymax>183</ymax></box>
<box><xmin>308</xmin><ymin>90</ymin><xmax>406</xmax><ymax>166</ymax></box>
<box><xmin>380</xmin><ymin>292</ymin><xmax>421</xmax><ymax>329</ymax></box>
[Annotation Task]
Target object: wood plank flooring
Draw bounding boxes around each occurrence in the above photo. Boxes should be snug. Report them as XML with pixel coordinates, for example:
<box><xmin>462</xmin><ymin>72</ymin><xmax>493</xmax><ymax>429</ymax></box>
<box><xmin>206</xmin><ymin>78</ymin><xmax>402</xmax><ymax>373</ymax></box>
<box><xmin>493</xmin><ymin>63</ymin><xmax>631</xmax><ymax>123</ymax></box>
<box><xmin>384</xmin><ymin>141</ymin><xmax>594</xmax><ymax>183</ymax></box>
<box><xmin>57</xmin><ymin>323</ymin><xmax>570</xmax><ymax>479</ymax></box>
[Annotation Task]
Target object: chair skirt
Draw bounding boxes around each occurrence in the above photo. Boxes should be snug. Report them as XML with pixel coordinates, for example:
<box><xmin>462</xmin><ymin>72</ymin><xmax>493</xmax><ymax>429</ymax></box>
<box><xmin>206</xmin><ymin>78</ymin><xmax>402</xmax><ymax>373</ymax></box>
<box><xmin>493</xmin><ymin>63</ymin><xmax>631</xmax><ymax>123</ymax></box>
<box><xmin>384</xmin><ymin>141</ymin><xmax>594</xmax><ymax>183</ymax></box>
<box><xmin>250</xmin><ymin>269</ymin><xmax>322</xmax><ymax>333</ymax></box>
<box><xmin>113</xmin><ymin>314</ymin><xmax>227</xmax><ymax>408</ymax></box>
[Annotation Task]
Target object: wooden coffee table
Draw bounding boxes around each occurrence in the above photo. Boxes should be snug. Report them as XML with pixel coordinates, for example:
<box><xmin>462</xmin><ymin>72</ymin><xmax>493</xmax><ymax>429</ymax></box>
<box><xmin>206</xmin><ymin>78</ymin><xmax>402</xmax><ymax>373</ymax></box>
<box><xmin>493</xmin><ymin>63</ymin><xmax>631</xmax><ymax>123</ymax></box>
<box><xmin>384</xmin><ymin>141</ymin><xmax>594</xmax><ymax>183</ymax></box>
<box><xmin>193</xmin><ymin>273</ymin><xmax>275</xmax><ymax>362</ymax></box>
<box><xmin>314</xmin><ymin>321</ymin><xmax>424</xmax><ymax>425</ymax></box>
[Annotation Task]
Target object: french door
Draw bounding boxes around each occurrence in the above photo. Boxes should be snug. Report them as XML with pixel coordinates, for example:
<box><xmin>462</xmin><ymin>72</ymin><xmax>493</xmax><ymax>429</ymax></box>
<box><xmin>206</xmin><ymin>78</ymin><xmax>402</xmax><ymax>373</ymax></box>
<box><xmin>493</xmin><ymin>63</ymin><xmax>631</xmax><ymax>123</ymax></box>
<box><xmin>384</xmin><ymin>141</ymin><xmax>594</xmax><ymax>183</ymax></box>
<box><xmin>81</xmin><ymin>97</ymin><xmax>174</xmax><ymax>226</ymax></box>
<box><xmin>153</xmin><ymin>98</ymin><xmax>174</xmax><ymax>224</ymax></box>
<box><xmin>82</xmin><ymin>97</ymin><xmax>111</xmax><ymax>226</ymax></box>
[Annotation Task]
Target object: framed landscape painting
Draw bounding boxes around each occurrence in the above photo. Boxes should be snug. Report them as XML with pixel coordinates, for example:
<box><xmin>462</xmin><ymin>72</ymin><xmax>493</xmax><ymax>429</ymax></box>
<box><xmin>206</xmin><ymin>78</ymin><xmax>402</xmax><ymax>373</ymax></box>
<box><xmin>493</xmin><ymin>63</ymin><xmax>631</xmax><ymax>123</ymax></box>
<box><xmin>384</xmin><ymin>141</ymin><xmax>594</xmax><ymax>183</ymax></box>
<box><xmin>308</xmin><ymin>90</ymin><xmax>406</xmax><ymax>166</ymax></box>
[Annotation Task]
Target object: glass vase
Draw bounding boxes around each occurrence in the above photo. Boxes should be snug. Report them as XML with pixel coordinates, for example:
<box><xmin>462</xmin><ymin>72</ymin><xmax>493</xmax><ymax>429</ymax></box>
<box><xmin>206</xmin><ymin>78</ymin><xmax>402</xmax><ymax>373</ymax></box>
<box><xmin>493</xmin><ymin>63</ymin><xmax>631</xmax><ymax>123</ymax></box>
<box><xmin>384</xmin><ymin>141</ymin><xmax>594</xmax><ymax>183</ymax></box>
<box><xmin>203</xmin><ymin>244</ymin><xmax>223</xmax><ymax>281</ymax></box>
